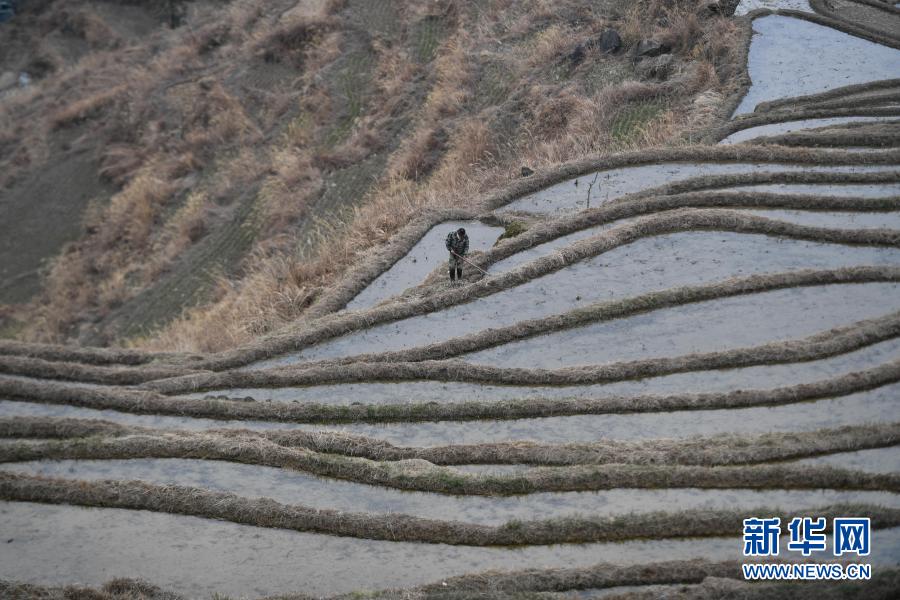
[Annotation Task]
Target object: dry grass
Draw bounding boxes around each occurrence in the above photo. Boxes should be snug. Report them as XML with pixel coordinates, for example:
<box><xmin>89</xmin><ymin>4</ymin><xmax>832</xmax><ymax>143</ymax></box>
<box><xmin>5</xmin><ymin>563</ymin><xmax>899</xmax><ymax>599</ymax></box>
<box><xmin>27</xmin><ymin>168</ymin><xmax>180</xmax><ymax>340</ymax></box>
<box><xmin>6</xmin><ymin>419</ymin><xmax>897</xmax><ymax>469</ymax></box>
<box><xmin>184</xmin><ymin>205</ymin><xmax>900</xmax><ymax>371</ymax></box>
<box><xmin>253</xmin><ymin>14</ymin><xmax>338</xmax><ymax>67</ymax></box>
<box><xmin>314</xmin><ymin>266</ymin><xmax>900</xmax><ymax>366</ymax></box>
<box><xmin>1</xmin><ymin>470</ymin><xmax>895</xmax><ymax>545</ymax></box>
<box><xmin>3</xmin><ymin>0</ymin><xmax>879</xmax><ymax>358</ymax></box>
<box><xmin>1</xmin><ymin>349</ymin><xmax>897</xmax><ymax>425</ymax></box>
<box><xmin>0</xmin><ymin>578</ymin><xmax>185</xmax><ymax>600</ymax></box>
<box><xmin>50</xmin><ymin>86</ymin><xmax>126</xmax><ymax>130</ymax></box>
<box><xmin>2</xmin><ymin>424</ymin><xmax>898</xmax><ymax>494</ymax></box>
<box><xmin>124</xmin><ymin>0</ymin><xmax>746</xmax><ymax>353</ymax></box>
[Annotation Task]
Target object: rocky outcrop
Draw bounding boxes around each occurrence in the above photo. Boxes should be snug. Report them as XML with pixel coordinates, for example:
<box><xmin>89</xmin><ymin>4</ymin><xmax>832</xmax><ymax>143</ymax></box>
<box><xmin>634</xmin><ymin>39</ymin><xmax>672</xmax><ymax>58</ymax></box>
<box><xmin>596</xmin><ymin>28</ymin><xmax>622</xmax><ymax>53</ymax></box>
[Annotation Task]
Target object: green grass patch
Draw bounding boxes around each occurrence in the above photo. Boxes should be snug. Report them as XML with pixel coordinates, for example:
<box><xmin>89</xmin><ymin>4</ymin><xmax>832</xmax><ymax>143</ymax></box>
<box><xmin>0</xmin><ymin>316</ymin><xmax>24</xmax><ymax>339</ymax></box>
<box><xmin>474</xmin><ymin>60</ymin><xmax>514</xmax><ymax>109</ymax></box>
<box><xmin>610</xmin><ymin>100</ymin><xmax>665</xmax><ymax>145</ymax></box>
<box><xmin>411</xmin><ymin>15</ymin><xmax>445</xmax><ymax>63</ymax></box>
<box><xmin>323</xmin><ymin>52</ymin><xmax>374</xmax><ymax>148</ymax></box>
<box><xmin>495</xmin><ymin>221</ymin><xmax>527</xmax><ymax>245</ymax></box>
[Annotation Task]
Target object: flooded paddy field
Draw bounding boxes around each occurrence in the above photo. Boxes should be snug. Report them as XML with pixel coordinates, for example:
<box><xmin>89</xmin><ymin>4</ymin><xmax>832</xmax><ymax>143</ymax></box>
<box><xmin>500</xmin><ymin>163</ymin><xmax>895</xmax><ymax>214</ymax></box>
<box><xmin>2</xmin><ymin>1</ymin><xmax>899</xmax><ymax>596</ymax></box>
<box><xmin>4</xmin><ymin>459</ymin><xmax>896</xmax><ymax>526</ymax></box>
<box><xmin>735</xmin><ymin>16</ymin><xmax>900</xmax><ymax>115</ymax></box>
<box><xmin>7</xmin><ymin>501</ymin><xmax>897</xmax><ymax>597</ymax></box>
<box><xmin>279</xmin><ymin>383</ymin><xmax>899</xmax><ymax>446</ymax></box>
<box><xmin>290</xmin><ymin>234</ymin><xmax>900</xmax><ymax>363</ymax></box>
<box><xmin>179</xmin><ymin>336</ymin><xmax>900</xmax><ymax>404</ymax></box>
<box><xmin>721</xmin><ymin>116</ymin><xmax>895</xmax><ymax>144</ymax></box>
<box><xmin>464</xmin><ymin>283</ymin><xmax>900</xmax><ymax>368</ymax></box>
<box><xmin>346</xmin><ymin>220</ymin><xmax>505</xmax><ymax>311</ymax></box>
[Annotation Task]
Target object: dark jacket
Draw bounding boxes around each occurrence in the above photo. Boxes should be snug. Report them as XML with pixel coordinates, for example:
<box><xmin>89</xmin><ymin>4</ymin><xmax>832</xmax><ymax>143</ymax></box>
<box><xmin>446</xmin><ymin>231</ymin><xmax>469</xmax><ymax>256</ymax></box>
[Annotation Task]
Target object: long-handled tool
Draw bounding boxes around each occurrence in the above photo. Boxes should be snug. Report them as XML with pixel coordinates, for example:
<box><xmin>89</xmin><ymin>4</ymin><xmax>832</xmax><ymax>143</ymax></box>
<box><xmin>451</xmin><ymin>251</ymin><xmax>488</xmax><ymax>276</ymax></box>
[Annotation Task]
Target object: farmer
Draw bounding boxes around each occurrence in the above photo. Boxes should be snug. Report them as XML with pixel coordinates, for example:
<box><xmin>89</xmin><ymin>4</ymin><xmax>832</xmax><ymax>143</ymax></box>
<box><xmin>445</xmin><ymin>227</ymin><xmax>469</xmax><ymax>283</ymax></box>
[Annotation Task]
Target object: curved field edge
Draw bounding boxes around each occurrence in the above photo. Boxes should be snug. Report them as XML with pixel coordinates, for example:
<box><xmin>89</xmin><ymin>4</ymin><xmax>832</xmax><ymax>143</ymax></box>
<box><xmin>3</xmin><ymin>418</ymin><xmax>897</xmax><ymax>468</ymax></box>
<box><xmin>754</xmin><ymin>78</ymin><xmax>900</xmax><ymax>114</ymax></box>
<box><xmin>8</xmin><ymin>263</ymin><xmax>900</xmax><ymax>384</ymax></box>
<box><xmin>2</xmin><ymin>344</ymin><xmax>898</xmax><ymax>422</ymax></box>
<box><xmin>292</xmin><ymin>266</ymin><xmax>900</xmax><ymax>367</ymax></box>
<box><xmin>7</xmin><ymin>253</ymin><xmax>900</xmax><ymax>386</ymax></box>
<box><xmin>145</xmin><ymin>315</ymin><xmax>900</xmax><ymax>391</ymax></box>
<box><xmin>4</xmin><ymin>560</ymin><xmax>898</xmax><ymax>599</ymax></box>
<box><xmin>709</xmin><ymin>104</ymin><xmax>900</xmax><ymax>142</ymax></box>
<box><xmin>2</xmin><ymin>146</ymin><xmax>898</xmax><ymax>370</ymax></box>
<box><xmin>165</xmin><ymin>208</ymin><xmax>900</xmax><ymax>375</ymax></box>
<box><xmin>0</xmin><ymin>472</ymin><xmax>895</xmax><ymax>545</ymax></box>
<box><xmin>1</xmin><ymin>430</ymin><xmax>899</xmax><ymax>495</ymax></box>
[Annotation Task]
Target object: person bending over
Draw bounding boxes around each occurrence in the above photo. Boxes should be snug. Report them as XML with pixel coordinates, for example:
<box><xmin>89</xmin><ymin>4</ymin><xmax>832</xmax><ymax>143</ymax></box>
<box><xmin>445</xmin><ymin>227</ymin><xmax>469</xmax><ymax>283</ymax></box>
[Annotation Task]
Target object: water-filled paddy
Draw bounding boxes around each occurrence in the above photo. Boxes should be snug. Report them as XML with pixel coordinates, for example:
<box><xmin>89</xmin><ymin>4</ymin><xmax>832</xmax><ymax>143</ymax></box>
<box><xmin>791</xmin><ymin>446</ymin><xmax>900</xmax><ymax>475</ymax></box>
<box><xmin>5</xmin><ymin>376</ymin><xmax>898</xmax><ymax>445</ymax></box>
<box><xmin>284</xmin><ymin>232</ymin><xmax>900</xmax><ymax>363</ymax></box>
<box><xmin>0</xmin><ymin>399</ymin><xmax>296</xmax><ymax>432</ymax></box>
<box><xmin>288</xmin><ymin>382</ymin><xmax>900</xmax><ymax>446</ymax></box>
<box><xmin>7</xmin><ymin>502</ymin><xmax>896</xmax><ymax>597</ymax></box>
<box><xmin>720</xmin><ymin>116</ymin><xmax>894</xmax><ymax>144</ymax></box>
<box><xmin>726</xmin><ymin>182</ymin><xmax>900</xmax><ymax>196</ymax></box>
<box><xmin>734</xmin><ymin>0</ymin><xmax>812</xmax><ymax>15</ymax></box>
<box><xmin>500</xmin><ymin>164</ymin><xmax>894</xmax><ymax>214</ymax></box>
<box><xmin>4</xmin><ymin>459</ymin><xmax>895</xmax><ymax>526</ymax></box>
<box><xmin>178</xmin><ymin>337</ymin><xmax>900</xmax><ymax>405</ymax></box>
<box><xmin>346</xmin><ymin>220</ymin><xmax>504</xmax><ymax>311</ymax></box>
<box><xmin>736</xmin><ymin>209</ymin><xmax>900</xmax><ymax>229</ymax></box>
<box><xmin>464</xmin><ymin>283</ymin><xmax>900</xmax><ymax>368</ymax></box>
<box><xmin>735</xmin><ymin>16</ymin><xmax>900</xmax><ymax>115</ymax></box>
<box><xmin>493</xmin><ymin>207</ymin><xmax>900</xmax><ymax>274</ymax></box>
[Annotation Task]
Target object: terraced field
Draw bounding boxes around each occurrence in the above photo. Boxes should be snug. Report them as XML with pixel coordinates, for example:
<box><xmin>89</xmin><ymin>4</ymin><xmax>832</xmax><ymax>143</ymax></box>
<box><xmin>2</xmin><ymin>1</ymin><xmax>900</xmax><ymax>598</ymax></box>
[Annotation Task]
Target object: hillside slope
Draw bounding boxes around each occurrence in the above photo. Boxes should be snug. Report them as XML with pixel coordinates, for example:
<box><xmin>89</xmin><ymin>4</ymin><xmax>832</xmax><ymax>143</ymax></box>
<box><xmin>1</xmin><ymin>0</ymin><xmax>743</xmax><ymax>349</ymax></box>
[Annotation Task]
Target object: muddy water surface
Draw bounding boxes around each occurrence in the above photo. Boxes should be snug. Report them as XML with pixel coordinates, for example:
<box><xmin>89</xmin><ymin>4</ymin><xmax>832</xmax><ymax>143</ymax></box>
<box><xmin>4</xmin><ymin>459</ymin><xmax>895</xmax><ymax>526</ymax></box>
<box><xmin>5</xmin><ymin>378</ymin><xmax>898</xmax><ymax>445</ymax></box>
<box><xmin>735</xmin><ymin>16</ymin><xmax>900</xmax><ymax>115</ymax></box>
<box><xmin>287</xmin><ymin>233</ymin><xmax>900</xmax><ymax>362</ymax></box>
<box><xmin>737</xmin><ymin>209</ymin><xmax>900</xmax><ymax>229</ymax></box>
<box><xmin>500</xmin><ymin>164</ymin><xmax>892</xmax><ymax>215</ymax></box>
<box><xmin>182</xmin><ymin>337</ymin><xmax>900</xmax><ymax>406</ymax></box>
<box><xmin>735</xmin><ymin>0</ymin><xmax>812</xmax><ymax>14</ymax></box>
<box><xmin>289</xmin><ymin>382</ymin><xmax>900</xmax><ymax>446</ymax></box>
<box><xmin>6</xmin><ymin>502</ymin><xmax>897</xmax><ymax>597</ymax></box>
<box><xmin>492</xmin><ymin>207</ymin><xmax>900</xmax><ymax>274</ymax></box>
<box><xmin>791</xmin><ymin>447</ymin><xmax>900</xmax><ymax>474</ymax></box>
<box><xmin>726</xmin><ymin>182</ymin><xmax>900</xmax><ymax>196</ymax></box>
<box><xmin>346</xmin><ymin>220</ymin><xmax>504</xmax><ymax>311</ymax></box>
<box><xmin>720</xmin><ymin>116</ymin><xmax>893</xmax><ymax>144</ymax></box>
<box><xmin>0</xmin><ymin>399</ymin><xmax>297</xmax><ymax>432</ymax></box>
<box><xmin>465</xmin><ymin>283</ymin><xmax>900</xmax><ymax>368</ymax></box>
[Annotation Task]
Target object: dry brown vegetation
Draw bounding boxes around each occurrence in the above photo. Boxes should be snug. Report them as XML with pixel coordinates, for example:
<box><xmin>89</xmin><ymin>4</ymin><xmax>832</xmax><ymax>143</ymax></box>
<box><xmin>4</xmin><ymin>563</ymin><xmax>900</xmax><ymax>599</ymax></box>
<box><xmin>3</xmin><ymin>426</ymin><xmax>899</xmax><ymax>494</ymax></box>
<box><xmin>0</xmin><ymin>0</ymin><xmax>747</xmax><ymax>351</ymax></box>
<box><xmin>0</xmin><ymin>344</ymin><xmax>896</xmax><ymax>422</ymax></box>
<box><xmin>2</xmin><ymin>469</ymin><xmax>896</xmax><ymax>544</ymax></box>
<box><xmin>3</xmin><ymin>417</ymin><xmax>897</xmax><ymax>469</ymax></box>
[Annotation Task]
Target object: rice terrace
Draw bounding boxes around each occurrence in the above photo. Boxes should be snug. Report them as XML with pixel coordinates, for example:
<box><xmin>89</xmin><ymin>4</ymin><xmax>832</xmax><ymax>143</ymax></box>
<box><xmin>1</xmin><ymin>0</ymin><xmax>900</xmax><ymax>597</ymax></box>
